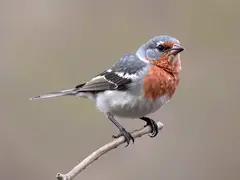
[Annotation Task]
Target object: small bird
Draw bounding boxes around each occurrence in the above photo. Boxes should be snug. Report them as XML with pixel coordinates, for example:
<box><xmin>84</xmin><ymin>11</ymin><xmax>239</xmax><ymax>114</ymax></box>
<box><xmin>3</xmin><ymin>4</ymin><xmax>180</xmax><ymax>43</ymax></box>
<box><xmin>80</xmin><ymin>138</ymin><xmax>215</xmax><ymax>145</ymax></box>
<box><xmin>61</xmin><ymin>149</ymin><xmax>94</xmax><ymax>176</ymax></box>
<box><xmin>30</xmin><ymin>35</ymin><xmax>184</xmax><ymax>146</ymax></box>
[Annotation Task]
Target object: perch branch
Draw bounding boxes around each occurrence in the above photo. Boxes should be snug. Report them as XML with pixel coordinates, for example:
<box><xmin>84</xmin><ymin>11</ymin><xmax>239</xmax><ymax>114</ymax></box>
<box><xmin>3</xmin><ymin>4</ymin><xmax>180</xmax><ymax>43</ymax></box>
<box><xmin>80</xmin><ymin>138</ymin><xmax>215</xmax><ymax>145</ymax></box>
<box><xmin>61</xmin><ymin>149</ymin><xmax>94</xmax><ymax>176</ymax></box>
<box><xmin>56</xmin><ymin>121</ymin><xmax>164</xmax><ymax>180</ymax></box>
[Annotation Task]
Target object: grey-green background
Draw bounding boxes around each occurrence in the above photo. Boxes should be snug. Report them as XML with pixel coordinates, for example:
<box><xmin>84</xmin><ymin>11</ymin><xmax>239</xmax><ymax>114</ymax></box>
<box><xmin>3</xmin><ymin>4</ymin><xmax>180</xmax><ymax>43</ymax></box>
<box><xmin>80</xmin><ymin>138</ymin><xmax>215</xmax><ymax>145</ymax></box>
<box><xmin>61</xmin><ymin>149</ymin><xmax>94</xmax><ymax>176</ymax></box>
<box><xmin>1</xmin><ymin>0</ymin><xmax>239</xmax><ymax>180</ymax></box>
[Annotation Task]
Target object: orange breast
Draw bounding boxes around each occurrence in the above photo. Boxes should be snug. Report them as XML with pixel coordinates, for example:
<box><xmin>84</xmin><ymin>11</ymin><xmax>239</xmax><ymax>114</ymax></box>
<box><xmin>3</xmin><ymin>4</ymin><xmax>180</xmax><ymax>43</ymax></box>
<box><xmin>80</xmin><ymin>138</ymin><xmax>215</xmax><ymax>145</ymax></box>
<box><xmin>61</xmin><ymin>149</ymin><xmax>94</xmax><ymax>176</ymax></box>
<box><xmin>143</xmin><ymin>66</ymin><xmax>179</xmax><ymax>101</ymax></box>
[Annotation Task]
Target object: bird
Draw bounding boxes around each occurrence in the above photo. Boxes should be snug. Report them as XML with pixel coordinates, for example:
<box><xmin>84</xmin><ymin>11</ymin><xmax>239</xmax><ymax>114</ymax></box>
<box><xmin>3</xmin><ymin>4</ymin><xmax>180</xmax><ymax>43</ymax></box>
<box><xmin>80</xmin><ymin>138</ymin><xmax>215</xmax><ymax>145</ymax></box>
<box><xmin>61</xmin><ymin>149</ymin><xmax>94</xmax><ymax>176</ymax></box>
<box><xmin>30</xmin><ymin>35</ymin><xmax>184</xmax><ymax>146</ymax></box>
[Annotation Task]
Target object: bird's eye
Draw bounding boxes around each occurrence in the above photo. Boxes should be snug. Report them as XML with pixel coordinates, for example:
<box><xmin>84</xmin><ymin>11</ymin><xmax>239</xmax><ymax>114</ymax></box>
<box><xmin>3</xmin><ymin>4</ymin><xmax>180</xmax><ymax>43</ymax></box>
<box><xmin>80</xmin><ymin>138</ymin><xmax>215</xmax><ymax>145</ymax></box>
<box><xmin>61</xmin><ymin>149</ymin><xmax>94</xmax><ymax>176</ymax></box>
<box><xmin>156</xmin><ymin>45</ymin><xmax>166</xmax><ymax>52</ymax></box>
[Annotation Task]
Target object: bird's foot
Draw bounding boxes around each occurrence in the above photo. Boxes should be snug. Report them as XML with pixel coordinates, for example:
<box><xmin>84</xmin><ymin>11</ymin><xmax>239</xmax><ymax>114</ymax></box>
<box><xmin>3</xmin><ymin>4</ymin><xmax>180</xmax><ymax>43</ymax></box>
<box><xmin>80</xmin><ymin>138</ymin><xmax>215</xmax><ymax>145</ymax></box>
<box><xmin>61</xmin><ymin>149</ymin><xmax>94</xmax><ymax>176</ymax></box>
<box><xmin>112</xmin><ymin>128</ymin><xmax>134</xmax><ymax>147</ymax></box>
<box><xmin>140</xmin><ymin>117</ymin><xmax>159</xmax><ymax>138</ymax></box>
<box><xmin>107</xmin><ymin>115</ymin><xmax>134</xmax><ymax>147</ymax></box>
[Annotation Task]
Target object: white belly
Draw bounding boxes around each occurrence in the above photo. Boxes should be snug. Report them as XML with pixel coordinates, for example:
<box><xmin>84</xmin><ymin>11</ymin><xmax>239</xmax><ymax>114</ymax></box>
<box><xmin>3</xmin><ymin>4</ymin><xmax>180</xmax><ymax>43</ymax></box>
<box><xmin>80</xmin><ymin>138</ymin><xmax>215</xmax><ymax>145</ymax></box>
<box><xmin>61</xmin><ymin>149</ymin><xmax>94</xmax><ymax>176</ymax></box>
<box><xmin>96</xmin><ymin>90</ymin><xmax>169</xmax><ymax>118</ymax></box>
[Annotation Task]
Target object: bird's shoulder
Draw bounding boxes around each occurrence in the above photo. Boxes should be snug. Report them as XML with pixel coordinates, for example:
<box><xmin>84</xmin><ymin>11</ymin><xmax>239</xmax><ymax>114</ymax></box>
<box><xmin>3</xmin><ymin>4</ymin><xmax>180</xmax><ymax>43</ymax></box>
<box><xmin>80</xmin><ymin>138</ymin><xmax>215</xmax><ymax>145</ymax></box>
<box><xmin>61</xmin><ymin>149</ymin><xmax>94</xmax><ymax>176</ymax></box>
<box><xmin>109</xmin><ymin>52</ymin><xmax>148</xmax><ymax>74</ymax></box>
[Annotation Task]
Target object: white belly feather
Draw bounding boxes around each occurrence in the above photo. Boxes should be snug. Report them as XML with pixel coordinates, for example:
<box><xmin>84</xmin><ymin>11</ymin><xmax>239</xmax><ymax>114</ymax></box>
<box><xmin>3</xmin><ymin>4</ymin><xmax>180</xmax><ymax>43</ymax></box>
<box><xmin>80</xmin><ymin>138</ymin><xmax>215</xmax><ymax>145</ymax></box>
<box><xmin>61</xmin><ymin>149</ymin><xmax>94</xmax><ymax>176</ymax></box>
<box><xmin>96</xmin><ymin>89</ymin><xmax>169</xmax><ymax>118</ymax></box>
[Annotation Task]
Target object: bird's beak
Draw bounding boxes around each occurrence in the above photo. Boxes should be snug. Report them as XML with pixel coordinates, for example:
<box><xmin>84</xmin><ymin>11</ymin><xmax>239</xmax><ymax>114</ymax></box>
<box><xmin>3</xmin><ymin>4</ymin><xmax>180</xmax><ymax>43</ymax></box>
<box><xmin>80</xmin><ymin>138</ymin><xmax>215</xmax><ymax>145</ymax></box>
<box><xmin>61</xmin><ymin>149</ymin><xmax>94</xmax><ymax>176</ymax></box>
<box><xmin>169</xmin><ymin>44</ymin><xmax>184</xmax><ymax>56</ymax></box>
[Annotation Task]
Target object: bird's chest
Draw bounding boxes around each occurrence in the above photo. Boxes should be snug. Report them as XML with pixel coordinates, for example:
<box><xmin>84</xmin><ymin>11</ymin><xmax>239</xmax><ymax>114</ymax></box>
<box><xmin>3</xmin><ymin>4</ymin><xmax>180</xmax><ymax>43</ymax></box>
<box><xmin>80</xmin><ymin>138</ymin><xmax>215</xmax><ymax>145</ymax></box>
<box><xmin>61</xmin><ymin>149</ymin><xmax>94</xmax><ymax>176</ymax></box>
<box><xmin>143</xmin><ymin>66</ymin><xmax>179</xmax><ymax>101</ymax></box>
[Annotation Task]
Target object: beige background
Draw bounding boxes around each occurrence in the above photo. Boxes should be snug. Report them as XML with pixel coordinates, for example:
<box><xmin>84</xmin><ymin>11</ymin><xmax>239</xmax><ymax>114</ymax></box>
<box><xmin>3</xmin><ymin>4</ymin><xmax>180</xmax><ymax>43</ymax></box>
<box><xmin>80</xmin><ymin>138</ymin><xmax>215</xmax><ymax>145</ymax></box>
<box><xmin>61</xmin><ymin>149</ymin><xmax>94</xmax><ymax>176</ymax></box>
<box><xmin>1</xmin><ymin>0</ymin><xmax>240</xmax><ymax>180</ymax></box>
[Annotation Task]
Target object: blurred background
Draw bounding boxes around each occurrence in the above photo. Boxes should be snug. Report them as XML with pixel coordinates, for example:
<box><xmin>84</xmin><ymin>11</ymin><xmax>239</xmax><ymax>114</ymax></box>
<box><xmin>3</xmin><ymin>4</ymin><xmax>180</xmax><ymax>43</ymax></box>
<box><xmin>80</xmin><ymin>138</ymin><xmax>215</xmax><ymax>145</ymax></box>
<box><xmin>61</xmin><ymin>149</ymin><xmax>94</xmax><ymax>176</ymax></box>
<box><xmin>1</xmin><ymin>0</ymin><xmax>240</xmax><ymax>180</ymax></box>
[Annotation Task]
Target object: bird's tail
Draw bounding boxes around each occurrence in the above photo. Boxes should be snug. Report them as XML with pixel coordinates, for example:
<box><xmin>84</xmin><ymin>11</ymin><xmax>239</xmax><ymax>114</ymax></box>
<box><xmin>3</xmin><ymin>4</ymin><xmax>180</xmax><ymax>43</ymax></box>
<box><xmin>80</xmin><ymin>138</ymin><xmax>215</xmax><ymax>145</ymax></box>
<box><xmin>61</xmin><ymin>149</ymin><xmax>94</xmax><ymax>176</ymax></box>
<box><xmin>29</xmin><ymin>88</ymin><xmax>77</xmax><ymax>100</ymax></box>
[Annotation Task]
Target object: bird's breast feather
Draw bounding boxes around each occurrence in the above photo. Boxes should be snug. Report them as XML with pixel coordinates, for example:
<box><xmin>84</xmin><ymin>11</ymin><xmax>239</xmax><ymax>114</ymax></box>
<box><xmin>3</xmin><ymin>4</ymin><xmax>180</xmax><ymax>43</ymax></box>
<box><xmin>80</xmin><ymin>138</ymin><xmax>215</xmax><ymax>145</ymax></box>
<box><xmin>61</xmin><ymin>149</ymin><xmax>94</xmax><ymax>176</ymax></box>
<box><xmin>143</xmin><ymin>66</ymin><xmax>179</xmax><ymax>101</ymax></box>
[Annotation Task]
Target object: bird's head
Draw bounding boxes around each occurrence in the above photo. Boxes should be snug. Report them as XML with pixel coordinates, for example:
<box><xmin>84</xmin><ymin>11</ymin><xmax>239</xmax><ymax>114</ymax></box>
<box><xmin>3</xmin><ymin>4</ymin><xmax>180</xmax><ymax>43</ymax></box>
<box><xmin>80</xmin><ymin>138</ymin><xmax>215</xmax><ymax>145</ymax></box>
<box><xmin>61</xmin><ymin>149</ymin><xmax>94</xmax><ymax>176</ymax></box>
<box><xmin>137</xmin><ymin>35</ymin><xmax>184</xmax><ymax>73</ymax></box>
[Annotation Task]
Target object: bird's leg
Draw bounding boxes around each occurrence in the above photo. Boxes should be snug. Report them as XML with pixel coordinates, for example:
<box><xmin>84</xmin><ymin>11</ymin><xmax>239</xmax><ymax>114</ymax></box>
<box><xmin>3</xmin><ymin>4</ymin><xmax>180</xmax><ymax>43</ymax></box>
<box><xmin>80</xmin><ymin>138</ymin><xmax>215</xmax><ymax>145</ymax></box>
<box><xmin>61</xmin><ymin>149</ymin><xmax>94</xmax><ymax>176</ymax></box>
<box><xmin>140</xmin><ymin>117</ymin><xmax>159</xmax><ymax>138</ymax></box>
<box><xmin>107</xmin><ymin>115</ymin><xmax>134</xmax><ymax>147</ymax></box>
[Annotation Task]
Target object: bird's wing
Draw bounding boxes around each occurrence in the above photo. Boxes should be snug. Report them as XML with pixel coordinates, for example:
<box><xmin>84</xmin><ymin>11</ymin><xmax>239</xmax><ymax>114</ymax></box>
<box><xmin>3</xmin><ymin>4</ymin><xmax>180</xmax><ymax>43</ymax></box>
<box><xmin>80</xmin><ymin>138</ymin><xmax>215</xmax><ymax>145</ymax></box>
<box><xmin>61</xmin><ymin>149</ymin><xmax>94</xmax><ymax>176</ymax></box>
<box><xmin>75</xmin><ymin>53</ymin><xmax>148</xmax><ymax>92</ymax></box>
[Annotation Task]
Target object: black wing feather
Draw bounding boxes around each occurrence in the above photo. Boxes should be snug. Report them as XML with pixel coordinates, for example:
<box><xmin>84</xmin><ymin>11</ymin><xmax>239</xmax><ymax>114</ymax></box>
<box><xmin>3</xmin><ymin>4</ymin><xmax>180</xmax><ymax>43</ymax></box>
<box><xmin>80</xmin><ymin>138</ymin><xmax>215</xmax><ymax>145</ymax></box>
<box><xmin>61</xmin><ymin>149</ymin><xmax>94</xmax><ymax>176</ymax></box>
<box><xmin>75</xmin><ymin>71</ymin><xmax>131</xmax><ymax>92</ymax></box>
<box><xmin>75</xmin><ymin>53</ymin><xmax>147</xmax><ymax>92</ymax></box>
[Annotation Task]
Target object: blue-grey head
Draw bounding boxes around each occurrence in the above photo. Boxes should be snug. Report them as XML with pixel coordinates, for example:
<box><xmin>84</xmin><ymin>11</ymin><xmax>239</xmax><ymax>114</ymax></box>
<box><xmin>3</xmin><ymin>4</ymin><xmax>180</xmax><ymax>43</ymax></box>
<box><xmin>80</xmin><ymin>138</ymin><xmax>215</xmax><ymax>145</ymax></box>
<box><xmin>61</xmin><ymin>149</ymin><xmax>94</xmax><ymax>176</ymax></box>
<box><xmin>136</xmin><ymin>35</ymin><xmax>184</xmax><ymax>64</ymax></box>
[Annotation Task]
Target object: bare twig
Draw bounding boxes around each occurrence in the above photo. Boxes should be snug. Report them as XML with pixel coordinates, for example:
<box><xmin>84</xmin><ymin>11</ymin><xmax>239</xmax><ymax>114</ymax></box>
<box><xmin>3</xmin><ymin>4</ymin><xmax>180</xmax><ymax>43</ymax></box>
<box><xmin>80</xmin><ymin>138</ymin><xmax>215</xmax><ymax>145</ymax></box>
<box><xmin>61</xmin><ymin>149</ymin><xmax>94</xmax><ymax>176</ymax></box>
<box><xmin>56</xmin><ymin>121</ymin><xmax>164</xmax><ymax>180</ymax></box>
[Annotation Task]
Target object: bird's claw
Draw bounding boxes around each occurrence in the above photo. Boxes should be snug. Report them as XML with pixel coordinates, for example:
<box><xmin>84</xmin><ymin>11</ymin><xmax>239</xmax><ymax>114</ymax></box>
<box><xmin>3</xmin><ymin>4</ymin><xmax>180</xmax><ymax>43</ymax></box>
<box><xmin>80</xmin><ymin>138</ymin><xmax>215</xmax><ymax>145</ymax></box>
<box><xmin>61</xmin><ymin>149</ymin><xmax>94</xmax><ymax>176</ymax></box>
<box><xmin>112</xmin><ymin>134</ymin><xmax>121</xmax><ymax>139</ymax></box>
<box><xmin>112</xmin><ymin>128</ymin><xmax>134</xmax><ymax>147</ymax></box>
<box><xmin>141</xmin><ymin>117</ymin><xmax>159</xmax><ymax>138</ymax></box>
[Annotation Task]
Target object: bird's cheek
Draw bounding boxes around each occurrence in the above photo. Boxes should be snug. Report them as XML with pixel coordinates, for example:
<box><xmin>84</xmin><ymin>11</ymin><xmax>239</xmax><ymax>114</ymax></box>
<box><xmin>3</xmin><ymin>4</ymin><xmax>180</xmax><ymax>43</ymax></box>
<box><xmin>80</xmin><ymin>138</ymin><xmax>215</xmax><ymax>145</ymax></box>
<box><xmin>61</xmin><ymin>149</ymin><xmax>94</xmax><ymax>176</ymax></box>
<box><xmin>146</xmin><ymin>49</ymin><xmax>160</xmax><ymax>60</ymax></box>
